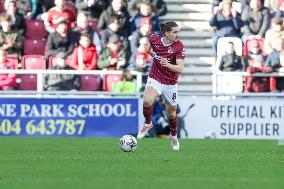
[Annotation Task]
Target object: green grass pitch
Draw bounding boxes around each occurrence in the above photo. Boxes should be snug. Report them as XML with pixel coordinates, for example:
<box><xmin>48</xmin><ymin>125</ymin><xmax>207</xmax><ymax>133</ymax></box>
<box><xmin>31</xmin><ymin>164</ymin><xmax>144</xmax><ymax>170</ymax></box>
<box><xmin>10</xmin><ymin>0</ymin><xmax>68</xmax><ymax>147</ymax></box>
<box><xmin>0</xmin><ymin>137</ymin><xmax>283</xmax><ymax>189</ymax></box>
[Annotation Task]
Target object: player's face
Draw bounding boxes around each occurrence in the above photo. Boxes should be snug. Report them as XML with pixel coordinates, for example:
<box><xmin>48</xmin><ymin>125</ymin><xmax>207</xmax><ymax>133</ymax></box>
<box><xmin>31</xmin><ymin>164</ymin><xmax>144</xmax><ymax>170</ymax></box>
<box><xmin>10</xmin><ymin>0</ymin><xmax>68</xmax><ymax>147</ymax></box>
<box><xmin>166</xmin><ymin>27</ymin><xmax>180</xmax><ymax>43</ymax></box>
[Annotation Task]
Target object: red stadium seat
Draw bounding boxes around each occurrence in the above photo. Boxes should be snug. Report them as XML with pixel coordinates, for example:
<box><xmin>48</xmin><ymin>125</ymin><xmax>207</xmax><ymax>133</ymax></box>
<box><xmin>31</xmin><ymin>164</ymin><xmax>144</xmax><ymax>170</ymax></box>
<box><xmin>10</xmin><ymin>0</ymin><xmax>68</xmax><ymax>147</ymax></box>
<box><xmin>89</xmin><ymin>19</ymin><xmax>98</xmax><ymax>31</ymax></box>
<box><xmin>24</xmin><ymin>39</ymin><xmax>46</xmax><ymax>55</ymax></box>
<box><xmin>80</xmin><ymin>75</ymin><xmax>100</xmax><ymax>91</ymax></box>
<box><xmin>6</xmin><ymin>54</ymin><xmax>18</xmax><ymax>69</ymax></box>
<box><xmin>65</xmin><ymin>1</ymin><xmax>77</xmax><ymax>15</ymax></box>
<box><xmin>19</xmin><ymin>55</ymin><xmax>46</xmax><ymax>90</ymax></box>
<box><xmin>48</xmin><ymin>55</ymin><xmax>72</xmax><ymax>68</ymax></box>
<box><xmin>103</xmin><ymin>74</ymin><xmax>123</xmax><ymax>91</ymax></box>
<box><xmin>25</xmin><ymin>19</ymin><xmax>48</xmax><ymax>39</ymax></box>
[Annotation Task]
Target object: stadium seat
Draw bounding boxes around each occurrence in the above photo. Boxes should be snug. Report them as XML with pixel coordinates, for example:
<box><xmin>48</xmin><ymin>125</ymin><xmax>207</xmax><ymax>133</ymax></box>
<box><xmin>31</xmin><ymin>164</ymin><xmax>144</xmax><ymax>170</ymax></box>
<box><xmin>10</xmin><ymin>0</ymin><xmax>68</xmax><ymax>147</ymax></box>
<box><xmin>243</xmin><ymin>35</ymin><xmax>265</xmax><ymax>58</ymax></box>
<box><xmin>25</xmin><ymin>19</ymin><xmax>48</xmax><ymax>39</ymax></box>
<box><xmin>23</xmin><ymin>39</ymin><xmax>46</xmax><ymax>55</ymax></box>
<box><xmin>48</xmin><ymin>55</ymin><xmax>72</xmax><ymax>68</ymax></box>
<box><xmin>65</xmin><ymin>1</ymin><xmax>77</xmax><ymax>15</ymax></box>
<box><xmin>89</xmin><ymin>19</ymin><xmax>98</xmax><ymax>31</ymax></box>
<box><xmin>214</xmin><ymin>37</ymin><xmax>244</xmax><ymax>95</ymax></box>
<box><xmin>80</xmin><ymin>75</ymin><xmax>100</xmax><ymax>91</ymax></box>
<box><xmin>19</xmin><ymin>55</ymin><xmax>46</xmax><ymax>90</ymax></box>
<box><xmin>6</xmin><ymin>54</ymin><xmax>18</xmax><ymax>69</ymax></box>
<box><xmin>103</xmin><ymin>74</ymin><xmax>123</xmax><ymax>91</ymax></box>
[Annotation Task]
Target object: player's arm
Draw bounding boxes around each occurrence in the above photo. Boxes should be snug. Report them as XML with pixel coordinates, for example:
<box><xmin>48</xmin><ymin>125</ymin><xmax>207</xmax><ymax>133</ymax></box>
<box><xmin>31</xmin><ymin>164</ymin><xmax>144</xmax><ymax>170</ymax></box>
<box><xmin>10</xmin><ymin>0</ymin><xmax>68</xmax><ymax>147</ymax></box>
<box><xmin>160</xmin><ymin>58</ymin><xmax>184</xmax><ymax>74</ymax></box>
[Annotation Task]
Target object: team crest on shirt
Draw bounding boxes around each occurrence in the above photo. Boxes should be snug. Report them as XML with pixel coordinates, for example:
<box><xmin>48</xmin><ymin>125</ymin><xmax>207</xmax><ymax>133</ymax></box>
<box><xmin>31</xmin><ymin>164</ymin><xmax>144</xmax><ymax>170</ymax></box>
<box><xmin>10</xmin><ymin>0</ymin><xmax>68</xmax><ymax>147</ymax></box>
<box><xmin>168</xmin><ymin>47</ymin><xmax>173</xmax><ymax>54</ymax></box>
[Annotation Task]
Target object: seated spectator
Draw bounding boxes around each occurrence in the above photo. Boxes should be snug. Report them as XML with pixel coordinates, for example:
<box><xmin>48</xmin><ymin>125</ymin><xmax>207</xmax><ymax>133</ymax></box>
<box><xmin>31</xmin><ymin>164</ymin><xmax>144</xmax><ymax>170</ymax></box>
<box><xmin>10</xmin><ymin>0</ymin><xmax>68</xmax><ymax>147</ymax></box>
<box><xmin>129</xmin><ymin>17</ymin><xmax>153</xmax><ymax>53</ymax></box>
<box><xmin>275</xmin><ymin>51</ymin><xmax>284</xmax><ymax>91</ymax></box>
<box><xmin>265</xmin><ymin>38</ymin><xmax>284</xmax><ymax>70</ymax></box>
<box><xmin>264</xmin><ymin>17</ymin><xmax>284</xmax><ymax>55</ymax></box>
<box><xmin>71</xmin><ymin>33</ymin><xmax>98</xmax><ymax>70</ymax></box>
<box><xmin>0</xmin><ymin>13</ymin><xmax>23</xmax><ymax>55</ymax></box>
<box><xmin>0</xmin><ymin>48</ymin><xmax>17</xmax><ymax>90</ymax></box>
<box><xmin>209</xmin><ymin>1</ymin><xmax>242</xmax><ymax>56</ymax></box>
<box><xmin>241</xmin><ymin>0</ymin><xmax>270</xmax><ymax>40</ymax></box>
<box><xmin>46</xmin><ymin>19</ymin><xmax>74</xmax><ymax>60</ymax></box>
<box><xmin>44</xmin><ymin>0</ymin><xmax>76</xmax><ymax>33</ymax></box>
<box><xmin>273</xmin><ymin>0</ymin><xmax>284</xmax><ymax>18</ymax></box>
<box><xmin>265</xmin><ymin>0</ymin><xmax>281</xmax><ymax>13</ymax></box>
<box><xmin>128</xmin><ymin>0</ymin><xmax>167</xmax><ymax>17</ymax></box>
<box><xmin>244</xmin><ymin>58</ymin><xmax>273</xmax><ymax>92</ymax></box>
<box><xmin>75</xmin><ymin>0</ymin><xmax>107</xmax><ymax>19</ymax></box>
<box><xmin>5</xmin><ymin>0</ymin><xmax>25</xmax><ymax>32</ymax></box>
<box><xmin>218</xmin><ymin>41</ymin><xmax>244</xmax><ymax>71</ymax></box>
<box><xmin>98</xmin><ymin>34</ymin><xmax>127</xmax><ymax>70</ymax></box>
<box><xmin>128</xmin><ymin>37</ymin><xmax>152</xmax><ymax>72</ymax></box>
<box><xmin>71</xmin><ymin>12</ymin><xmax>102</xmax><ymax>54</ymax></box>
<box><xmin>99</xmin><ymin>17</ymin><xmax>129</xmax><ymax>50</ymax></box>
<box><xmin>129</xmin><ymin>0</ymin><xmax>160</xmax><ymax>35</ymax></box>
<box><xmin>112</xmin><ymin>69</ymin><xmax>139</xmax><ymax>92</ymax></box>
<box><xmin>44</xmin><ymin>52</ymin><xmax>80</xmax><ymax>91</ymax></box>
<box><xmin>98</xmin><ymin>0</ymin><xmax>130</xmax><ymax>34</ymax></box>
<box><xmin>245</xmin><ymin>38</ymin><xmax>266</xmax><ymax>68</ymax></box>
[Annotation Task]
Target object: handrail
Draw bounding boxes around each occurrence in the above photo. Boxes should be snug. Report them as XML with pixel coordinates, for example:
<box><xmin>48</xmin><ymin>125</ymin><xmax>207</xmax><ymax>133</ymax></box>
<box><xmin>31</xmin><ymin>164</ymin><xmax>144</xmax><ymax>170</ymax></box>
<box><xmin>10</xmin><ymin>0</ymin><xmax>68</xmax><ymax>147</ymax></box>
<box><xmin>0</xmin><ymin>69</ymin><xmax>143</xmax><ymax>94</ymax></box>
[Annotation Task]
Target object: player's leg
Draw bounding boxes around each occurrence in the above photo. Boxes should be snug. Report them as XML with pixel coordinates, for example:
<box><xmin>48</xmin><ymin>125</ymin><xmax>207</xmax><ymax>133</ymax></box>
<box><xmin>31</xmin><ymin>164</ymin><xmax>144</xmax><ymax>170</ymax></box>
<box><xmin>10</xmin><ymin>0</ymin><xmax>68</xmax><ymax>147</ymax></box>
<box><xmin>162</xmin><ymin>84</ymin><xmax>180</xmax><ymax>150</ymax></box>
<box><xmin>137</xmin><ymin>78</ymin><xmax>161</xmax><ymax>139</ymax></box>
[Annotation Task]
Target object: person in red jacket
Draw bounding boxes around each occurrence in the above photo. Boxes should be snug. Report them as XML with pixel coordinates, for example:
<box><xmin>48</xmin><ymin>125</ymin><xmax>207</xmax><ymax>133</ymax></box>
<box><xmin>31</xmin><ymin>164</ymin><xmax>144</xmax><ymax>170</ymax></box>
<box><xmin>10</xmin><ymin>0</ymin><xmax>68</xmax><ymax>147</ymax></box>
<box><xmin>71</xmin><ymin>33</ymin><xmax>98</xmax><ymax>70</ymax></box>
<box><xmin>0</xmin><ymin>48</ymin><xmax>17</xmax><ymax>90</ymax></box>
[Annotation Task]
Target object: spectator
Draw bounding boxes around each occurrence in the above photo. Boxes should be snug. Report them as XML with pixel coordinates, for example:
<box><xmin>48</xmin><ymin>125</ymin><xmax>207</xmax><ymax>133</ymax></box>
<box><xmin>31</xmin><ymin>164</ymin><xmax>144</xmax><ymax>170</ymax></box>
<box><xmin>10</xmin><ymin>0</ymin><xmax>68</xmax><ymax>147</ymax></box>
<box><xmin>98</xmin><ymin>34</ymin><xmax>127</xmax><ymax>70</ymax></box>
<box><xmin>129</xmin><ymin>17</ymin><xmax>152</xmax><ymax>53</ymax></box>
<box><xmin>5</xmin><ymin>0</ymin><xmax>25</xmax><ymax>32</ymax></box>
<box><xmin>71</xmin><ymin>33</ymin><xmax>98</xmax><ymax>70</ymax></box>
<box><xmin>46</xmin><ymin>19</ymin><xmax>74</xmax><ymax>60</ymax></box>
<box><xmin>112</xmin><ymin>69</ymin><xmax>139</xmax><ymax>92</ymax></box>
<box><xmin>273</xmin><ymin>0</ymin><xmax>284</xmax><ymax>18</ymax></box>
<box><xmin>264</xmin><ymin>17</ymin><xmax>284</xmax><ymax>55</ymax></box>
<box><xmin>244</xmin><ymin>58</ymin><xmax>272</xmax><ymax>93</ymax></box>
<box><xmin>44</xmin><ymin>0</ymin><xmax>76</xmax><ymax>33</ymax></box>
<box><xmin>128</xmin><ymin>0</ymin><xmax>167</xmax><ymax>17</ymax></box>
<box><xmin>71</xmin><ymin>12</ymin><xmax>102</xmax><ymax>54</ymax></box>
<box><xmin>99</xmin><ymin>17</ymin><xmax>129</xmax><ymax>50</ymax></box>
<box><xmin>219</xmin><ymin>41</ymin><xmax>244</xmax><ymax>71</ymax></box>
<box><xmin>129</xmin><ymin>0</ymin><xmax>160</xmax><ymax>34</ymax></box>
<box><xmin>275</xmin><ymin>51</ymin><xmax>284</xmax><ymax>91</ymax></box>
<box><xmin>245</xmin><ymin>38</ymin><xmax>265</xmax><ymax>68</ymax></box>
<box><xmin>264</xmin><ymin>0</ymin><xmax>281</xmax><ymax>13</ymax></box>
<box><xmin>98</xmin><ymin>0</ymin><xmax>130</xmax><ymax>35</ymax></box>
<box><xmin>0</xmin><ymin>13</ymin><xmax>23</xmax><ymax>55</ymax></box>
<box><xmin>128</xmin><ymin>37</ymin><xmax>152</xmax><ymax>72</ymax></box>
<box><xmin>75</xmin><ymin>0</ymin><xmax>107</xmax><ymax>19</ymax></box>
<box><xmin>209</xmin><ymin>1</ymin><xmax>242</xmax><ymax>56</ymax></box>
<box><xmin>241</xmin><ymin>0</ymin><xmax>270</xmax><ymax>39</ymax></box>
<box><xmin>5</xmin><ymin>0</ymin><xmax>31</xmax><ymax>18</ymax></box>
<box><xmin>0</xmin><ymin>48</ymin><xmax>17</xmax><ymax>90</ymax></box>
<box><xmin>44</xmin><ymin>52</ymin><xmax>80</xmax><ymax>91</ymax></box>
<box><xmin>265</xmin><ymin>38</ymin><xmax>284</xmax><ymax>69</ymax></box>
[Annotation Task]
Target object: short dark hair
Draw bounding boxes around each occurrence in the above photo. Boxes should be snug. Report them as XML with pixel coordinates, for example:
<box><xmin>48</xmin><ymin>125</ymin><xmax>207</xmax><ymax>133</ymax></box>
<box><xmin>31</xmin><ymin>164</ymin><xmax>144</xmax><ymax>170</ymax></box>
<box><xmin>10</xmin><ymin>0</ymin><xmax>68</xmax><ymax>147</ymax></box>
<box><xmin>160</xmin><ymin>21</ymin><xmax>178</xmax><ymax>35</ymax></box>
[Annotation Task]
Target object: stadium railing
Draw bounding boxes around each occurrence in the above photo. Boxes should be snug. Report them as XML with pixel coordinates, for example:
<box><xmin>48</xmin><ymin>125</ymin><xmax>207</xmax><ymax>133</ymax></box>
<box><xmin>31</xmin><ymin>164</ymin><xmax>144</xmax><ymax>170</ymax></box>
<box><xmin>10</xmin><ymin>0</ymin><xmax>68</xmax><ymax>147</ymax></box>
<box><xmin>0</xmin><ymin>70</ymin><xmax>143</xmax><ymax>97</ymax></box>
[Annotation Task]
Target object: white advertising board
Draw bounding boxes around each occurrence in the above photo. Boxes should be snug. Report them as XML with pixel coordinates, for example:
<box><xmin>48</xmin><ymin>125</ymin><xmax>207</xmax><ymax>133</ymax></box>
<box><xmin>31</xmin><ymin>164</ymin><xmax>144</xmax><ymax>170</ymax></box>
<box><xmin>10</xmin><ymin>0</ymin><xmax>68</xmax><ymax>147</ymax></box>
<box><xmin>178</xmin><ymin>97</ymin><xmax>284</xmax><ymax>139</ymax></box>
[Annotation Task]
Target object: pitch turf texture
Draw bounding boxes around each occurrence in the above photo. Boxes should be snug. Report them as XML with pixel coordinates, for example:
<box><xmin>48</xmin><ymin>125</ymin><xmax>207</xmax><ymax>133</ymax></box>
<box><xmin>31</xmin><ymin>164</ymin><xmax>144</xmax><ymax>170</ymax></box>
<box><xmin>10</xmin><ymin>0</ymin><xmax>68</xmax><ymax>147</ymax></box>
<box><xmin>0</xmin><ymin>138</ymin><xmax>283</xmax><ymax>189</ymax></box>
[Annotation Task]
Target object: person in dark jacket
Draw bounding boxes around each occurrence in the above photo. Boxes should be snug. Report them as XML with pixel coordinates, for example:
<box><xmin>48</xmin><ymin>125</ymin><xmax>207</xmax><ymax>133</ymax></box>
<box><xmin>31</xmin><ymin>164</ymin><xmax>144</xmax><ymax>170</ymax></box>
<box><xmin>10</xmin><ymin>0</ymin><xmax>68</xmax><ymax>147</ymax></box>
<box><xmin>128</xmin><ymin>0</ymin><xmax>167</xmax><ymax>17</ymax></box>
<box><xmin>46</xmin><ymin>19</ymin><xmax>74</xmax><ymax>61</ymax></box>
<box><xmin>219</xmin><ymin>41</ymin><xmax>244</xmax><ymax>71</ymax></box>
<box><xmin>75</xmin><ymin>0</ymin><xmax>107</xmax><ymax>19</ymax></box>
<box><xmin>209</xmin><ymin>1</ymin><xmax>242</xmax><ymax>56</ymax></box>
<box><xmin>5</xmin><ymin>0</ymin><xmax>25</xmax><ymax>32</ymax></box>
<box><xmin>98</xmin><ymin>0</ymin><xmax>130</xmax><ymax>35</ymax></box>
<box><xmin>241</xmin><ymin>0</ymin><xmax>270</xmax><ymax>39</ymax></box>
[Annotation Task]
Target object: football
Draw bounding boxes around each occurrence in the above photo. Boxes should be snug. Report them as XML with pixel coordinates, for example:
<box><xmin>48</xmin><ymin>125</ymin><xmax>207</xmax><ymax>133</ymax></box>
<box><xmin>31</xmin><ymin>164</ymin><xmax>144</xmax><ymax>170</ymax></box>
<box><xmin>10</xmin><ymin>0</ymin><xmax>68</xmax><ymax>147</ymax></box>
<box><xmin>119</xmin><ymin>135</ymin><xmax>138</xmax><ymax>152</ymax></box>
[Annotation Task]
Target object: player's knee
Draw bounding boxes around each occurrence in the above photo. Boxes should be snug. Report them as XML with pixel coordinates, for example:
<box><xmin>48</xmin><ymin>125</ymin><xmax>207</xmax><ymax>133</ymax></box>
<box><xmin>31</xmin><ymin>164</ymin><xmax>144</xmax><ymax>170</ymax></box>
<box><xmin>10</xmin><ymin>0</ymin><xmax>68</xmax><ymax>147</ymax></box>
<box><xmin>143</xmin><ymin>99</ymin><xmax>153</xmax><ymax>107</ymax></box>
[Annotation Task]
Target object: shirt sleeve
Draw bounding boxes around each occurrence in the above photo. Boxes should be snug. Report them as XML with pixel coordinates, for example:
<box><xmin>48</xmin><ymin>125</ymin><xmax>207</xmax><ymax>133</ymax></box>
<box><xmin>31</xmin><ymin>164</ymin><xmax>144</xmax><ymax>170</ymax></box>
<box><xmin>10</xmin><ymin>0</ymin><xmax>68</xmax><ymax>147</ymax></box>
<box><xmin>176</xmin><ymin>43</ymin><xmax>186</xmax><ymax>60</ymax></box>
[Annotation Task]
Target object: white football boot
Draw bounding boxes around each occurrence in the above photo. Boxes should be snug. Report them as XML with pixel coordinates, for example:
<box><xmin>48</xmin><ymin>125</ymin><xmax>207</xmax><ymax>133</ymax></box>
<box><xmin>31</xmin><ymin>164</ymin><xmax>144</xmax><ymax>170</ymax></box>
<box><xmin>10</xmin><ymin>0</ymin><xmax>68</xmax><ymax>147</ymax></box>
<box><xmin>170</xmin><ymin>135</ymin><xmax>180</xmax><ymax>151</ymax></box>
<box><xmin>137</xmin><ymin>122</ymin><xmax>153</xmax><ymax>139</ymax></box>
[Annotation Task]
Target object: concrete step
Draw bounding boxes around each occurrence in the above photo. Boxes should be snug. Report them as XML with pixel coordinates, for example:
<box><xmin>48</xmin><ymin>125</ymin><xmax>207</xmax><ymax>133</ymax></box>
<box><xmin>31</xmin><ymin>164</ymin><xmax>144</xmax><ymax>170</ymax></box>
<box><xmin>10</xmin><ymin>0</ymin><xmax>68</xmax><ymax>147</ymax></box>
<box><xmin>183</xmin><ymin>39</ymin><xmax>212</xmax><ymax>48</ymax></box>
<box><xmin>186</xmin><ymin>48</ymin><xmax>214</xmax><ymax>56</ymax></box>
<box><xmin>179</xmin><ymin>31</ymin><xmax>213</xmax><ymax>38</ymax></box>
<box><xmin>165</xmin><ymin>0</ymin><xmax>211</xmax><ymax>4</ymax></box>
<box><xmin>178</xmin><ymin>21</ymin><xmax>212</xmax><ymax>31</ymax></box>
<box><xmin>178</xmin><ymin>84</ymin><xmax>212</xmax><ymax>92</ymax></box>
<box><xmin>183</xmin><ymin>66</ymin><xmax>212</xmax><ymax>74</ymax></box>
<box><xmin>187</xmin><ymin>57</ymin><xmax>215</xmax><ymax>66</ymax></box>
<box><xmin>167</xmin><ymin>4</ymin><xmax>212</xmax><ymax>13</ymax></box>
<box><xmin>179</xmin><ymin>75</ymin><xmax>212</xmax><ymax>83</ymax></box>
<box><xmin>161</xmin><ymin>12</ymin><xmax>212</xmax><ymax>21</ymax></box>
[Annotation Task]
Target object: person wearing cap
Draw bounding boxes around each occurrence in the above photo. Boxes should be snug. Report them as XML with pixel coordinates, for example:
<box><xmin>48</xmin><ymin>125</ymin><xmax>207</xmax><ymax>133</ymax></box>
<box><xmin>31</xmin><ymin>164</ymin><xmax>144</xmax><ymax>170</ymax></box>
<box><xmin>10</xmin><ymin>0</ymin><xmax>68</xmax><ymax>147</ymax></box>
<box><xmin>99</xmin><ymin>16</ymin><xmax>129</xmax><ymax>50</ymax></box>
<box><xmin>44</xmin><ymin>52</ymin><xmax>80</xmax><ymax>91</ymax></box>
<box><xmin>46</xmin><ymin>19</ymin><xmax>74</xmax><ymax>62</ymax></box>
<box><xmin>129</xmin><ymin>0</ymin><xmax>160</xmax><ymax>35</ymax></box>
<box><xmin>71</xmin><ymin>33</ymin><xmax>98</xmax><ymax>70</ymax></box>
<box><xmin>44</xmin><ymin>0</ymin><xmax>76</xmax><ymax>33</ymax></box>
<box><xmin>97</xmin><ymin>34</ymin><xmax>127</xmax><ymax>70</ymax></box>
<box><xmin>129</xmin><ymin>16</ymin><xmax>153</xmax><ymax>53</ymax></box>
<box><xmin>264</xmin><ymin>17</ymin><xmax>284</xmax><ymax>55</ymax></box>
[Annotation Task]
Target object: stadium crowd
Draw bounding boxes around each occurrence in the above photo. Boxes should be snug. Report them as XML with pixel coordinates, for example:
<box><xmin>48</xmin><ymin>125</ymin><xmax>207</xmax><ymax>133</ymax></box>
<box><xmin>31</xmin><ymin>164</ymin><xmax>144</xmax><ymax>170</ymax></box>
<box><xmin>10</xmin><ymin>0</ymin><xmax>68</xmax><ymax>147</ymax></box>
<box><xmin>211</xmin><ymin>0</ymin><xmax>284</xmax><ymax>93</ymax></box>
<box><xmin>0</xmin><ymin>0</ymin><xmax>167</xmax><ymax>91</ymax></box>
